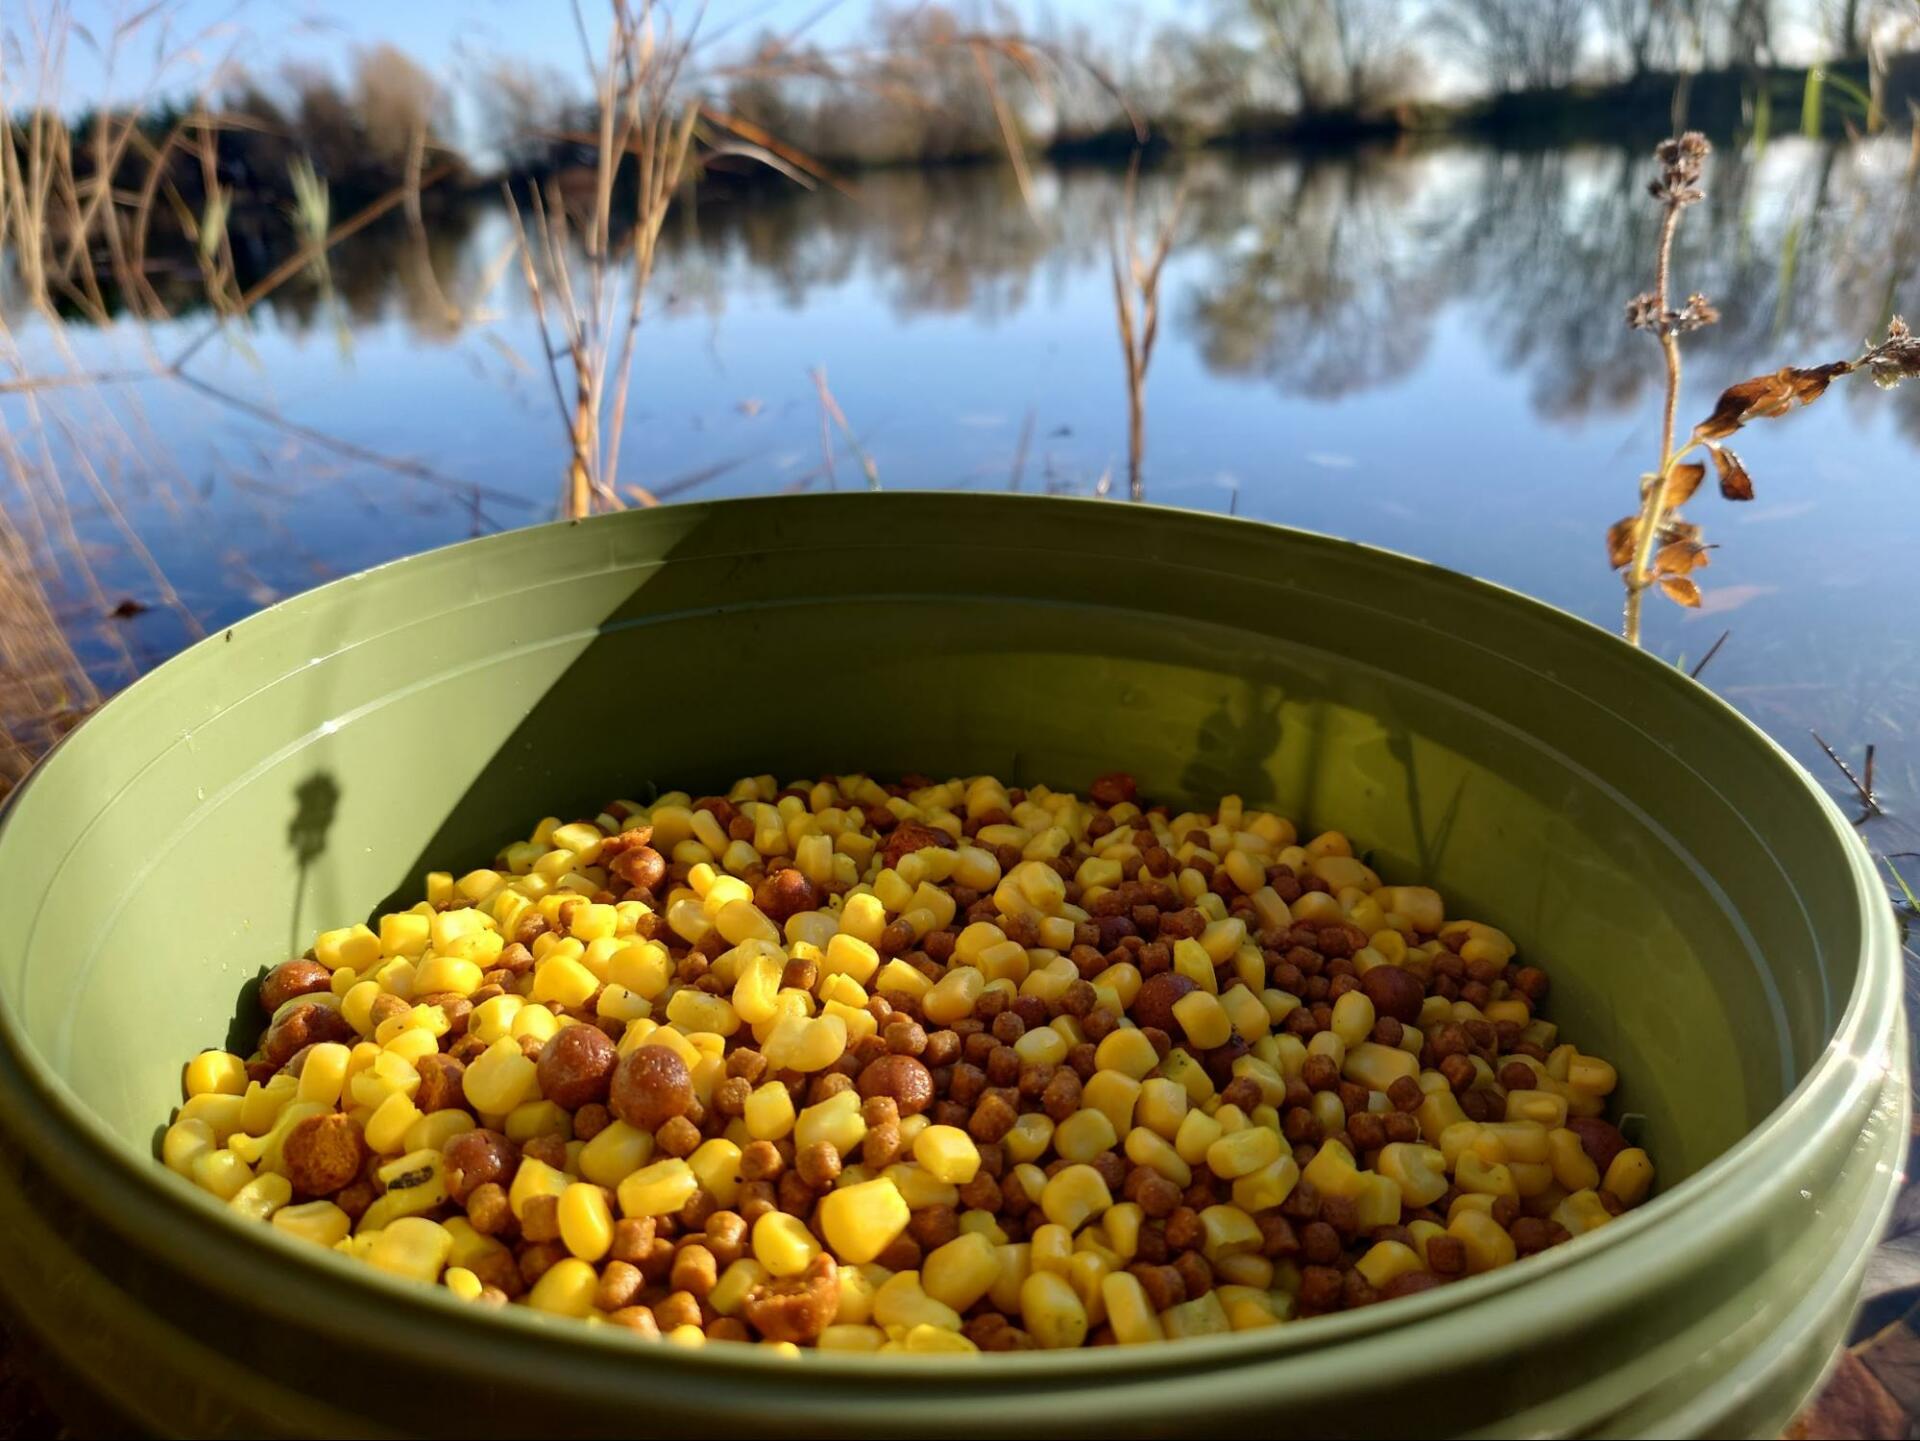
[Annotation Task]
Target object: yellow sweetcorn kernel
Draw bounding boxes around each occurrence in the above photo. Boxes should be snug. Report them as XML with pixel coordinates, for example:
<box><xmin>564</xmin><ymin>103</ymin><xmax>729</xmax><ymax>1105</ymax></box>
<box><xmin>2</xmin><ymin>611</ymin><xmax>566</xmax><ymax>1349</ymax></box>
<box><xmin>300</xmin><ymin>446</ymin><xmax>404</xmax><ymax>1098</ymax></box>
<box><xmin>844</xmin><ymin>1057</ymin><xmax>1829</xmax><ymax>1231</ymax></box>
<box><xmin>1355</xmin><ymin>1240</ymin><xmax>1425</xmax><ymax>1291</ymax></box>
<box><xmin>1102</xmin><ymin>1271</ymin><xmax>1165</xmax><ymax>1346</ymax></box>
<box><xmin>1456</xmin><ymin>1153</ymin><xmax>1518</xmax><ymax>1198</ymax></box>
<box><xmin>922</xmin><ymin>1232</ymin><xmax>1000</xmax><ymax>1312</ymax></box>
<box><xmin>744</xmin><ymin>1081</ymin><xmax>798</xmax><ymax>1142</ymax></box>
<box><xmin>1080</xmin><ymin>1067</ymin><xmax>1143</xmax><ymax>1135</ymax></box>
<box><xmin>1449</xmin><ymin>1209</ymin><xmax>1518</xmax><ymax>1274</ymax></box>
<box><xmin>1417</xmin><ymin>1086</ymin><xmax>1471</xmax><ymax>1146</ymax></box>
<box><xmin>1012</xmin><ymin>1025</ymin><xmax>1070</xmax><ymax>1069</ymax></box>
<box><xmin>462</xmin><ymin>1037</ymin><xmax>537</xmax><ymax>1115</ymax></box>
<box><xmin>531</xmin><ymin>954</ymin><xmax>599</xmax><ymax>1009</ymax></box>
<box><xmin>1161</xmin><ymin>1289</ymin><xmax>1231</xmax><ymax>1339</ymax></box>
<box><xmin>818</xmin><ymin>1324</ymin><xmax>885</xmax><ymax>1353</ymax></box>
<box><xmin>1569</xmin><ymin>1053</ymin><xmax>1619</xmax><ymax>1097</ymax></box>
<box><xmin>1377</xmin><ymin>1143</ymin><xmax>1450</xmax><ymax>1208</ymax></box>
<box><xmin>901</xmin><ymin>1324</ymin><xmax>977</xmax><ymax>1354</ymax></box>
<box><xmin>1157</xmin><ymin>1047</ymin><xmax>1216</xmax><ymax>1105</ymax></box>
<box><xmin>921</xmin><ymin>966</ymin><xmax>985</xmax><ymax>1026</ymax></box>
<box><xmin>379</xmin><ymin>911</ymin><xmax>433</xmax><ymax>959</ymax></box>
<box><xmin>190</xmin><ymin>1148</ymin><xmax>254</xmax><ymax>1201</ymax></box>
<box><xmin>1206</xmin><ymin>1125</ymin><xmax>1282</xmax><ymax>1180</ymax></box>
<box><xmin>1098</xmin><ymin>1028</ymin><xmax>1152</xmax><ymax>1082</ymax></box>
<box><xmin>578</xmin><ymin>1120</ymin><xmax>653</xmax><ymax>1189</ymax></box>
<box><xmin>1230</xmin><ymin>1156</ymin><xmax>1301</xmax><ymax>1214</ymax></box>
<box><xmin>834</xmin><ymin>1264</ymin><xmax>885</xmax><ymax>1327</ymax></box>
<box><xmin>912</xmin><ymin>1126</ymin><xmax>981</xmax><ymax>1185</ymax></box>
<box><xmin>839</xmin><ymin>892</ymin><xmax>888</xmax><ymax>947</ymax></box>
<box><xmin>1173</xmin><ymin>1108</ymin><xmax>1225</xmax><ymax>1167</ymax></box>
<box><xmin>1547</xmin><ymin>1127</ymin><xmax>1601</xmax><ymax>1192</ymax></box>
<box><xmin>1021</xmin><ymin>1271</ymin><xmax>1089</xmax><ymax>1350</ymax></box>
<box><xmin>818</xmin><ymin>1177</ymin><xmax>911</xmax><ymax>1264</ymax></box>
<box><xmin>1125</xmin><ymin>1127</ymin><xmax>1193</xmax><ymax>1187</ymax></box>
<box><xmin>1198</xmin><ymin>1205</ymin><xmax>1263</xmax><ymax>1262</ymax></box>
<box><xmin>1302</xmin><ymin>1139</ymin><xmax>1368</xmax><ymax>1201</ymax></box>
<box><xmin>444</xmin><ymin>1267</ymin><xmax>484</xmax><ymax>1302</ymax></box>
<box><xmin>273</xmin><ymin>1199</ymin><xmax>351</xmax><ymax>1247</ymax></box>
<box><xmin>177</xmin><ymin>1093</ymin><xmax>245</xmax><ymax>1143</ymax></box>
<box><xmin>1066</xmin><ymin>1249</ymin><xmax>1115</xmax><ymax>1326</ymax></box>
<box><xmin>163</xmin><ymin>1118</ymin><xmax>217</xmax><ymax>1177</ymax></box>
<box><xmin>1054</xmin><ymin>1108</ymin><xmax>1120</xmax><ymax>1164</ymax></box>
<box><xmin>708</xmin><ymin>1259</ymin><xmax>770</xmax><ymax>1317</ymax></box>
<box><xmin>557</xmin><ymin>1182</ymin><xmax>615</xmax><ymax>1261</ymax></box>
<box><xmin>687</xmin><ymin>1139</ymin><xmax>744</xmax><ymax>1208</ymax></box>
<box><xmin>1553</xmin><ymin>1188</ymin><xmax>1614</xmax><ymax>1237</ymax></box>
<box><xmin>526</xmin><ymin>1257</ymin><xmax>600</xmax><ymax>1318</ymax></box>
<box><xmin>1136</xmin><ymin>1077</ymin><xmax>1189</xmax><ymax>1138</ymax></box>
<box><xmin>795</xmin><ymin>1089</ymin><xmax>866</xmax><ymax>1157</ymax></box>
<box><xmin>1003</xmin><ymin>1112</ymin><xmax>1055</xmax><ymax>1164</ymax></box>
<box><xmin>1171</xmin><ymin>939</ymin><xmax>1217</xmax><ymax>994</ymax></box>
<box><xmin>403</xmin><ymin>1110</ymin><xmax>473</xmax><ymax>1157</ymax></box>
<box><xmin>1603</xmin><ymin>1147</ymin><xmax>1654</xmax><ymax>1205</ymax></box>
<box><xmin>874</xmin><ymin>1271</ymin><xmax>964</xmax><ymax>1333</ymax></box>
<box><xmin>618</xmin><ymin>1158</ymin><xmax>699</xmax><ymax>1217</ymax></box>
<box><xmin>365</xmin><ymin>1216</ymin><xmax>452</xmax><ymax>1283</ymax></box>
<box><xmin>665</xmin><ymin>988</ymin><xmax>741</xmax><ymax>1037</ymax></box>
<box><xmin>1040</xmin><ymin>1164</ymin><xmax>1113</xmax><ymax>1231</ymax></box>
<box><xmin>364</xmin><ymin>1092</ymin><xmax>423</xmax><ymax>1156</ymax></box>
<box><xmin>316</xmin><ymin>924</ymin><xmax>381</xmax><ymax>972</ymax></box>
<box><xmin>184</xmin><ymin>1050</ymin><xmax>247</xmax><ymax>1099</ymax></box>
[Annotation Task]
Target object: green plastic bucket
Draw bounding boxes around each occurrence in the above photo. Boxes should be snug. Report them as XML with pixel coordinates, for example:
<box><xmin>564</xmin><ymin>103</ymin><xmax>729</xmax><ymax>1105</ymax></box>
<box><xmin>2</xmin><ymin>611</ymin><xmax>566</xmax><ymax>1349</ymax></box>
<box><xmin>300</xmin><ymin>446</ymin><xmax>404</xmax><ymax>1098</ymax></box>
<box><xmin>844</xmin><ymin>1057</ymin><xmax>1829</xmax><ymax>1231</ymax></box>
<box><xmin>0</xmin><ymin>494</ymin><xmax>1904</xmax><ymax>1437</ymax></box>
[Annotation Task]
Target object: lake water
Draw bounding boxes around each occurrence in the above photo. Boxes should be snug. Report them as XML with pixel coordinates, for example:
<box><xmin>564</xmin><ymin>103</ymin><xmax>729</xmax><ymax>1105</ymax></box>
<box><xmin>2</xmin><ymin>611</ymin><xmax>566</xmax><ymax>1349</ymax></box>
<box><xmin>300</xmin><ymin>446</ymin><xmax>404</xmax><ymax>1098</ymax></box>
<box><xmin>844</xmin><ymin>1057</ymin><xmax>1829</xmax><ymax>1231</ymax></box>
<box><xmin>5</xmin><ymin>136</ymin><xmax>1919</xmax><ymax>855</ymax></box>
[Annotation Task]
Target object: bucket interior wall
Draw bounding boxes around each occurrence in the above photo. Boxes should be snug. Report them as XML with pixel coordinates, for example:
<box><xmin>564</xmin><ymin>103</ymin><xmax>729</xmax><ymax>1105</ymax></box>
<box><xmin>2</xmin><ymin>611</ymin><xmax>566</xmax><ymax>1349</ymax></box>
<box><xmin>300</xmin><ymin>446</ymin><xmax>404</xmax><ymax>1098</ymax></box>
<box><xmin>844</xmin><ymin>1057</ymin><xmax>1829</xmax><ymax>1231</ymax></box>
<box><xmin>2</xmin><ymin>499</ymin><xmax>1863</xmax><ymax>1198</ymax></box>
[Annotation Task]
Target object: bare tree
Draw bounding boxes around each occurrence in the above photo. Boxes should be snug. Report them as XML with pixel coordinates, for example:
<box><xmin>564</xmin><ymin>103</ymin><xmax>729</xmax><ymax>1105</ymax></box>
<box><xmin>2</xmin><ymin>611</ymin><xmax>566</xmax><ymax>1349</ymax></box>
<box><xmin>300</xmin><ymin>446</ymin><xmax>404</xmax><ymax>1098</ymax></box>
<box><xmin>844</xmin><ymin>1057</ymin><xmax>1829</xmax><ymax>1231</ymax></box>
<box><xmin>1600</xmin><ymin>0</ymin><xmax>1677</xmax><ymax>76</ymax></box>
<box><xmin>1242</xmin><ymin>0</ymin><xmax>1342</xmax><ymax>112</ymax></box>
<box><xmin>1430</xmin><ymin>0</ymin><xmax>1589</xmax><ymax>92</ymax></box>
<box><xmin>1327</xmin><ymin>0</ymin><xmax>1415</xmax><ymax>107</ymax></box>
<box><xmin>1237</xmin><ymin>0</ymin><xmax>1411</xmax><ymax>111</ymax></box>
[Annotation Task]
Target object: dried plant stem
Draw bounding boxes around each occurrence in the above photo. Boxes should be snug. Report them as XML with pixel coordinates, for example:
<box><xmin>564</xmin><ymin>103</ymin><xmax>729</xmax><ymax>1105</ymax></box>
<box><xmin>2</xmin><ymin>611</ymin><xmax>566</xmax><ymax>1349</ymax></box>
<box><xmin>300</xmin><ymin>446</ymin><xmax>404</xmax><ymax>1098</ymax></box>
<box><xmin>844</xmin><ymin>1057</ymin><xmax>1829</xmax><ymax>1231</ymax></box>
<box><xmin>1109</xmin><ymin>157</ymin><xmax>1186</xmax><ymax>504</ymax></box>
<box><xmin>1624</xmin><ymin>204</ymin><xmax>1686</xmax><ymax>647</ymax></box>
<box><xmin>1811</xmin><ymin>729</ymin><xmax>1882</xmax><ymax>814</ymax></box>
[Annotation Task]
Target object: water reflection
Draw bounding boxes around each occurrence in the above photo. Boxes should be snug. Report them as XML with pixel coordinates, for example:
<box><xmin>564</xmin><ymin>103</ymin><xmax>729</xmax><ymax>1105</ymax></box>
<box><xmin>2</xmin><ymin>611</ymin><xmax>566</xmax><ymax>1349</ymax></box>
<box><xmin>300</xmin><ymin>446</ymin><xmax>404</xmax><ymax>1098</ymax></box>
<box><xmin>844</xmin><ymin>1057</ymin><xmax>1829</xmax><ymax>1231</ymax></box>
<box><xmin>73</xmin><ymin>136</ymin><xmax>1912</xmax><ymax>436</ymax></box>
<box><xmin>5</xmin><ymin>135</ymin><xmax>1920</xmax><ymax>828</ymax></box>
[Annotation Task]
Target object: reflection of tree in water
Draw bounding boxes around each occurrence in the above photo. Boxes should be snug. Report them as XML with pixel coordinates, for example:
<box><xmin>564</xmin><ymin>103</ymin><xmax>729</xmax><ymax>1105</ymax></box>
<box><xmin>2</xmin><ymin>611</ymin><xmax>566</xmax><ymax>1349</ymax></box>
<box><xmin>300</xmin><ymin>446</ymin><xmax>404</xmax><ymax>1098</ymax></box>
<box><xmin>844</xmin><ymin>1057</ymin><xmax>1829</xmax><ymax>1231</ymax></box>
<box><xmin>263</xmin><ymin>199</ymin><xmax>488</xmax><ymax>340</ymax></box>
<box><xmin>1180</xmin><ymin>149</ymin><xmax>1465</xmax><ymax>397</ymax></box>
<box><xmin>1175</xmin><ymin>136</ymin><xmax>1920</xmax><ymax>434</ymax></box>
<box><xmin>181</xmin><ymin>134</ymin><xmax>1920</xmax><ymax>451</ymax></box>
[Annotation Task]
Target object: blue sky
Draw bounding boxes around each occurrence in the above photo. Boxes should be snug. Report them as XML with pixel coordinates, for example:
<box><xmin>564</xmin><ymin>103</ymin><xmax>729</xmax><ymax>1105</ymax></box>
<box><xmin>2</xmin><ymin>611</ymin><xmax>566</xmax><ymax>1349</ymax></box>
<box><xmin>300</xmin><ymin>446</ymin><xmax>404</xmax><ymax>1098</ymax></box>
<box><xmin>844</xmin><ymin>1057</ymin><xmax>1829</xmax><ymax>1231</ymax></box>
<box><xmin>40</xmin><ymin>0</ymin><xmax>1189</xmax><ymax>108</ymax></box>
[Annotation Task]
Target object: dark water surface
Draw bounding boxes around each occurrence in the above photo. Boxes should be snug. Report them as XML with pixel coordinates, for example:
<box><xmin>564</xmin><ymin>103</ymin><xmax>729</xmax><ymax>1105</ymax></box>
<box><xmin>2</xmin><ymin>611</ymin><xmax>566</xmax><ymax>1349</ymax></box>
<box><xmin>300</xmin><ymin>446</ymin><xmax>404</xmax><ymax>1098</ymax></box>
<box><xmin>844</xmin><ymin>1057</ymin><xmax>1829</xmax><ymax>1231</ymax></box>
<box><xmin>5</xmin><ymin>137</ymin><xmax>1920</xmax><ymax>850</ymax></box>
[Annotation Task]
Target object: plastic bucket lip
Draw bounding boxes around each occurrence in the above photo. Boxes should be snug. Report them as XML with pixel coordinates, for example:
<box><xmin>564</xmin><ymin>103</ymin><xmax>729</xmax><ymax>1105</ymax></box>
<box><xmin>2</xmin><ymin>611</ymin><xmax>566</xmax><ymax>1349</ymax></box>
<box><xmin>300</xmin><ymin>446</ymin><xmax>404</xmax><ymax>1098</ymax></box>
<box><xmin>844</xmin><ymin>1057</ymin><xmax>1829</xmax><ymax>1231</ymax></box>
<box><xmin>0</xmin><ymin>492</ymin><xmax>1904</xmax><ymax>1384</ymax></box>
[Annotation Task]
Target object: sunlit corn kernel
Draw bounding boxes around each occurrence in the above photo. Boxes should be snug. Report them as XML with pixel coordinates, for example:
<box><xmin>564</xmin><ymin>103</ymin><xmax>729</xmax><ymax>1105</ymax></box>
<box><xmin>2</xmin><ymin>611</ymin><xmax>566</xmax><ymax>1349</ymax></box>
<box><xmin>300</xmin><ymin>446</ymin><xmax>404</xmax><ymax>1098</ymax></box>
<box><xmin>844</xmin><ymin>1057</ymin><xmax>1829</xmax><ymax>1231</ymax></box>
<box><xmin>183</xmin><ymin>1050</ymin><xmax>247</xmax><ymax>1099</ymax></box>
<box><xmin>1039</xmin><ymin>1164</ymin><xmax>1112</xmax><ymax>1231</ymax></box>
<box><xmin>227</xmin><ymin>1171</ymin><xmax>293</xmax><ymax>1223</ymax></box>
<box><xmin>921</xmin><ymin>1232</ymin><xmax>1000</xmax><ymax>1312</ymax></box>
<box><xmin>460</xmin><ymin>1037</ymin><xmax>536</xmax><ymax>1116</ymax></box>
<box><xmin>818</xmin><ymin>1177</ymin><xmax>911</xmax><ymax>1264</ymax></box>
<box><xmin>1020</xmin><ymin>1271</ymin><xmax>1088</xmax><ymax>1349</ymax></box>
<box><xmin>1449</xmin><ymin>1209</ymin><xmax>1518</xmax><ymax>1273</ymax></box>
<box><xmin>1161</xmin><ymin>1289</ymin><xmax>1232</xmax><ymax>1339</ymax></box>
<box><xmin>190</xmin><ymin>1147</ymin><xmax>255</xmax><ymax>1200</ymax></box>
<box><xmin>708</xmin><ymin>1258</ymin><xmax>770</xmax><ymax>1317</ymax></box>
<box><xmin>1205</xmin><ymin>1125</ymin><xmax>1281</xmax><ymax>1180</ymax></box>
<box><xmin>578</xmin><ymin>1120</ymin><xmax>653</xmax><ymax>1189</ymax></box>
<box><xmin>526</xmin><ymin>1256</ymin><xmax>599</xmax><ymax>1317</ymax></box>
<box><xmin>273</xmin><ymin>1199</ymin><xmax>351</xmax><ymax>1247</ymax></box>
<box><xmin>1603</xmin><ymin>1147</ymin><xmax>1654</xmax><ymax>1206</ymax></box>
<box><xmin>873</xmin><ymin>1271</ymin><xmax>963</xmax><ymax>1333</ymax></box>
<box><xmin>1377</xmin><ymin>1142</ymin><xmax>1450</xmax><ymax>1207</ymax></box>
<box><xmin>1229</xmin><ymin>1156</ymin><xmax>1300</xmax><ymax>1214</ymax></box>
<box><xmin>617</xmin><ymin>1158</ymin><xmax>698</xmax><ymax>1217</ymax></box>
<box><xmin>1547</xmin><ymin>1127</ymin><xmax>1601</xmax><ymax>1192</ymax></box>
<box><xmin>1157</xmin><ymin>1047</ymin><xmax>1215</xmax><ymax>1105</ymax></box>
